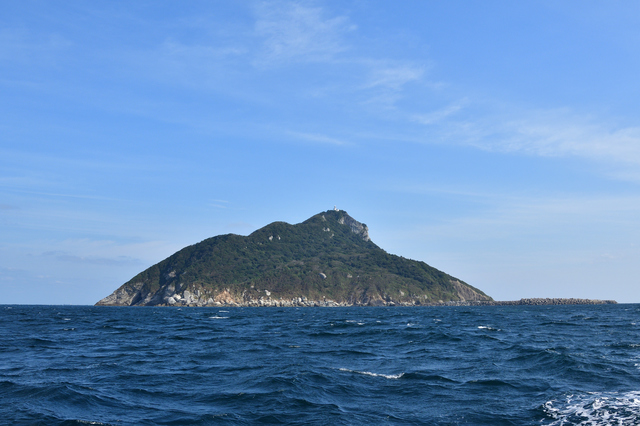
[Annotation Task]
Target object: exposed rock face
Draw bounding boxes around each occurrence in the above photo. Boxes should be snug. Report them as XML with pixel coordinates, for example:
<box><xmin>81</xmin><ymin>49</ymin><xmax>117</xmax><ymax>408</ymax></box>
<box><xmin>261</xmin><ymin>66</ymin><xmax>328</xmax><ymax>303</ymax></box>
<box><xmin>97</xmin><ymin>282</ymin><xmax>146</xmax><ymax>306</ymax></box>
<box><xmin>450</xmin><ymin>280</ymin><xmax>484</xmax><ymax>302</ymax></box>
<box><xmin>338</xmin><ymin>214</ymin><xmax>370</xmax><ymax>242</ymax></box>
<box><xmin>96</xmin><ymin>209</ymin><xmax>492</xmax><ymax>307</ymax></box>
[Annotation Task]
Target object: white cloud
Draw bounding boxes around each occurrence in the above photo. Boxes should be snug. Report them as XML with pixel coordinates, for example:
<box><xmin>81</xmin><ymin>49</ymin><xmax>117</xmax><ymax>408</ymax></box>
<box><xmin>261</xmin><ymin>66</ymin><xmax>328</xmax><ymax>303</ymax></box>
<box><xmin>254</xmin><ymin>1</ymin><xmax>355</xmax><ymax>63</ymax></box>
<box><xmin>365</xmin><ymin>65</ymin><xmax>425</xmax><ymax>90</ymax></box>
<box><xmin>413</xmin><ymin>99</ymin><xmax>467</xmax><ymax>125</ymax></box>
<box><xmin>37</xmin><ymin>238</ymin><xmax>176</xmax><ymax>267</ymax></box>
<box><xmin>414</xmin><ymin>105</ymin><xmax>640</xmax><ymax>179</ymax></box>
<box><xmin>355</xmin><ymin>63</ymin><xmax>429</xmax><ymax>111</ymax></box>
<box><xmin>209</xmin><ymin>199</ymin><xmax>230</xmax><ymax>209</ymax></box>
<box><xmin>286</xmin><ymin>130</ymin><xmax>349</xmax><ymax>146</ymax></box>
<box><xmin>383</xmin><ymin>180</ymin><xmax>640</xmax><ymax>248</ymax></box>
<box><xmin>410</xmin><ymin>193</ymin><xmax>640</xmax><ymax>302</ymax></box>
<box><xmin>496</xmin><ymin>113</ymin><xmax>640</xmax><ymax>166</ymax></box>
<box><xmin>140</xmin><ymin>38</ymin><xmax>248</xmax><ymax>92</ymax></box>
<box><xmin>161</xmin><ymin>39</ymin><xmax>246</xmax><ymax>62</ymax></box>
<box><xmin>41</xmin><ymin>250</ymin><xmax>142</xmax><ymax>266</ymax></box>
<box><xmin>0</xmin><ymin>28</ymin><xmax>71</xmax><ymax>63</ymax></box>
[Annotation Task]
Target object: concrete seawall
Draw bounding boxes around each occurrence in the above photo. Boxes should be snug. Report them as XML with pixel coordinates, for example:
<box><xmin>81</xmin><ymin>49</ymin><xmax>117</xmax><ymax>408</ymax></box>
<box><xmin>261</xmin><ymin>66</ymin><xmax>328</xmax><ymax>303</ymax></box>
<box><xmin>434</xmin><ymin>298</ymin><xmax>617</xmax><ymax>306</ymax></box>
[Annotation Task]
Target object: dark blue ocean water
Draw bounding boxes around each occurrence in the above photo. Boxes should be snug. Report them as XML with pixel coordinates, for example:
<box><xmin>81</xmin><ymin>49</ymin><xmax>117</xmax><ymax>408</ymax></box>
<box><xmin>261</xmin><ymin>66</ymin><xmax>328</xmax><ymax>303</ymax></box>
<box><xmin>1</xmin><ymin>304</ymin><xmax>639</xmax><ymax>425</ymax></box>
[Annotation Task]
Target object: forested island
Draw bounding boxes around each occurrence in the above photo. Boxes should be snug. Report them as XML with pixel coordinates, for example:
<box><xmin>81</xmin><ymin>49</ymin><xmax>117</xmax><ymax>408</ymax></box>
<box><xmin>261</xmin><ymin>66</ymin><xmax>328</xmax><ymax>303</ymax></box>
<box><xmin>97</xmin><ymin>209</ymin><xmax>491</xmax><ymax>307</ymax></box>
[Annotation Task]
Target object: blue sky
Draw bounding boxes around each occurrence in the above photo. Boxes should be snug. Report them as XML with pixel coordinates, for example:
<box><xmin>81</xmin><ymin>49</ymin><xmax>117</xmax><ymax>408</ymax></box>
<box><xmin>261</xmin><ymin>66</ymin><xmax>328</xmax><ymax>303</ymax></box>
<box><xmin>2</xmin><ymin>1</ymin><xmax>640</xmax><ymax>304</ymax></box>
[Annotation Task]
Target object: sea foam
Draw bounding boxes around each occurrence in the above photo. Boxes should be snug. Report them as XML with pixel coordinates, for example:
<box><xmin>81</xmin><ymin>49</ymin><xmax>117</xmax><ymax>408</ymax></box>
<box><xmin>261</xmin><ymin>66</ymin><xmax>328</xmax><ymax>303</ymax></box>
<box><xmin>544</xmin><ymin>391</ymin><xmax>640</xmax><ymax>425</ymax></box>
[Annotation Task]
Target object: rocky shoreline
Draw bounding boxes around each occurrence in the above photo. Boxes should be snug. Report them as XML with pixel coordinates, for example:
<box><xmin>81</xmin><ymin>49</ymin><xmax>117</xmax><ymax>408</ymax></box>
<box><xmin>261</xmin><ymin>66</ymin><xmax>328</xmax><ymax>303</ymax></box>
<box><xmin>101</xmin><ymin>296</ymin><xmax>616</xmax><ymax>308</ymax></box>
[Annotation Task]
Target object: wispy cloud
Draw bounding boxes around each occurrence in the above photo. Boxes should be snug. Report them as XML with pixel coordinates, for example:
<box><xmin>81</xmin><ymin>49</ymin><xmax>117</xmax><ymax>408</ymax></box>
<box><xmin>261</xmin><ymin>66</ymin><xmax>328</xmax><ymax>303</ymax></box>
<box><xmin>413</xmin><ymin>99</ymin><xmax>467</xmax><ymax>125</ymax></box>
<box><xmin>34</xmin><ymin>238</ymin><xmax>176</xmax><ymax>269</ymax></box>
<box><xmin>400</xmin><ymin>192</ymin><xmax>640</xmax><ymax>264</ymax></box>
<box><xmin>42</xmin><ymin>250</ymin><xmax>142</xmax><ymax>266</ymax></box>
<box><xmin>254</xmin><ymin>1</ymin><xmax>355</xmax><ymax>64</ymax></box>
<box><xmin>286</xmin><ymin>130</ymin><xmax>349</xmax><ymax>146</ymax></box>
<box><xmin>501</xmin><ymin>116</ymin><xmax>640</xmax><ymax>166</ymax></box>
<box><xmin>365</xmin><ymin>65</ymin><xmax>425</xmax><ymax>90</ymax></box>
<box><xmin>385</xmin><ymin>180</ymin><xmax>640</xmax><ymax>241</ymax></box>
<box><xmin>226</xmin><ymin>221</ymin><xmax>254</xmax><ymax>232</ymax></box>
<box><xmin>160</xmin><ymin>38</ymin><xmax>245</xmax><ymax>65</ymax></box>
<box><xmin>355</xmin><ymin>62</ymin><xmax>432</xmax><ymax>111</ymax></box>
<box><xmin>130</xmin><ymin>38</ymin><xmax>251</xmax><ymax>96</ymax></box>
<box><xmin>209</xmin><ymin>199</ymin><xmax>230</xmax><ymax>209</ymax></box>
<box><xmin>412</xmin><ymin>104</ymin><xmax>640</xmax><ymax>179</ymax></box>
<box><xmin>0</xmin><ymin>28</ymin><xmax>71</xmax><ymax>63</ymax></box>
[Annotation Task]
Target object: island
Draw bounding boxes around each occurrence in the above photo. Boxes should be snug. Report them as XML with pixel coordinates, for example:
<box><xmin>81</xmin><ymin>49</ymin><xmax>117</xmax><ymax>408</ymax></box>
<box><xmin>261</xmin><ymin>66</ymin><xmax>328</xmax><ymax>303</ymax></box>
<box><xmin>96</xmin><ymin>209</ymin><xmax>492</xmax><ymax>307</ymax></box>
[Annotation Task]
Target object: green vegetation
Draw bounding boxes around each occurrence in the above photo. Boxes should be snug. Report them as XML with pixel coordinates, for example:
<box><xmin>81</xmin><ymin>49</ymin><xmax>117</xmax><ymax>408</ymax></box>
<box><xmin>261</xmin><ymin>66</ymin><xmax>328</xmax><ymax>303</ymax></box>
<box><xmin>119</xmin><ymin>210</ymin><xmax>491</xmax><ymax>305</ymax></box>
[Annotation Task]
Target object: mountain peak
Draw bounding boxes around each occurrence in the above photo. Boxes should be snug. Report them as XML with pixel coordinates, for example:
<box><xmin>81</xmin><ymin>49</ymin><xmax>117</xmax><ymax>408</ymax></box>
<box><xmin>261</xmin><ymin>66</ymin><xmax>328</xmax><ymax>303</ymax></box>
<box><xmin>310</xmin><ymin>209</ymin><xmax>370</xmax><ymax>242</ymax></box>
<box><xmin>336</xmin><ymin>211</ymin><xmax>370</xmax><ymax>242</ymax></box>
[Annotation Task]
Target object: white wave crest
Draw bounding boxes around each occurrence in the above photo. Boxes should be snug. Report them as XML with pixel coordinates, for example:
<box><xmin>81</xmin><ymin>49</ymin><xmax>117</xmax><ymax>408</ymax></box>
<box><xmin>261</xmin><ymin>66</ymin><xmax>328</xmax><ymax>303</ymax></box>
<box><xmin>478</xmin><ymin>326</ymin><xmax>501</xmax><ymax>331</ymax></box>
<box><xmin>338</xmin><ymin>368</ymin><xmax>404</xmax><ymax>379</ymax></box>
<box><xmin>544</xmin><ymin>391</ymin><xmax>640</xmax><ymax>425</ymax></box>
<box><xmin>209</xmin><ymin>316</ymin><xmax>229</xmax><ymax>319</ymax></box>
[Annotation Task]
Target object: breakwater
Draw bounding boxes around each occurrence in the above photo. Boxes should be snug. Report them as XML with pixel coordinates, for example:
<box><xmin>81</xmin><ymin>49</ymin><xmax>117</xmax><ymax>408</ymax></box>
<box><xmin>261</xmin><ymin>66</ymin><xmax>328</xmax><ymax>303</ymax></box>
<box><xmin>437</xmin><ymin>298</ymin><xmax>617</xmax><ymax>306</ymax></box>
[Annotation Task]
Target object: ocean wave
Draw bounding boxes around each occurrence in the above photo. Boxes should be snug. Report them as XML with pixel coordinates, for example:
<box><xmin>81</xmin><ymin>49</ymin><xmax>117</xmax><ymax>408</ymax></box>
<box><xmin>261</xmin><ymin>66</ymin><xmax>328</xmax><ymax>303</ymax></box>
<box><xmin>478</xmin><ymin>325</ymin><xmax>501</xmax><ymax>331</ymax></box>
<box><xmin>543</xmin><ymin>391</ymin><xmax>640</xmax><ymax>425</ymax></box>
<box><xmin>338</xmin><ymin>368</ymin><xmax>404</xmax><ymax>379</ymax></box>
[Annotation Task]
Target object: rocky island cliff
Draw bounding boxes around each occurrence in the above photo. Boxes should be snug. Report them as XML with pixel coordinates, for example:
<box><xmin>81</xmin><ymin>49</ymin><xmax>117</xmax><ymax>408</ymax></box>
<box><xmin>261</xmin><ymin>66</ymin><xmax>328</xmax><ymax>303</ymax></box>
<box><xmin>96</xmin><ymin>209</ymin><xmax>492</xmax><ymax>307</ymax></box>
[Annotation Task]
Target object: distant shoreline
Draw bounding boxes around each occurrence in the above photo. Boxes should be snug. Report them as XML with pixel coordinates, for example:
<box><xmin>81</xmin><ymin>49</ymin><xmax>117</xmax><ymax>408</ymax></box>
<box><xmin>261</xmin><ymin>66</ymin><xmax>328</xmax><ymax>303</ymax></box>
<box><xmin>92</xmin><ymin>297</ymin><xmax>617</xmax><ymax>307</ymax></box>
<box><xmin>0</xmin><ymin>298</ymin><xmax>621</xmax><ymax>307</ymax></box>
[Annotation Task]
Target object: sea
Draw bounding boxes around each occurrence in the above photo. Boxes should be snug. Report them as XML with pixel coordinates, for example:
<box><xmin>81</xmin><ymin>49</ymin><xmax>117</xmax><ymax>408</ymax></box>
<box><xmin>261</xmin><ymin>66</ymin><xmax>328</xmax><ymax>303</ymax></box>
<box><xmin>1</xmin><ymin>304</ymin><xmax>640</xmax><ymax>425</ymax></box>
